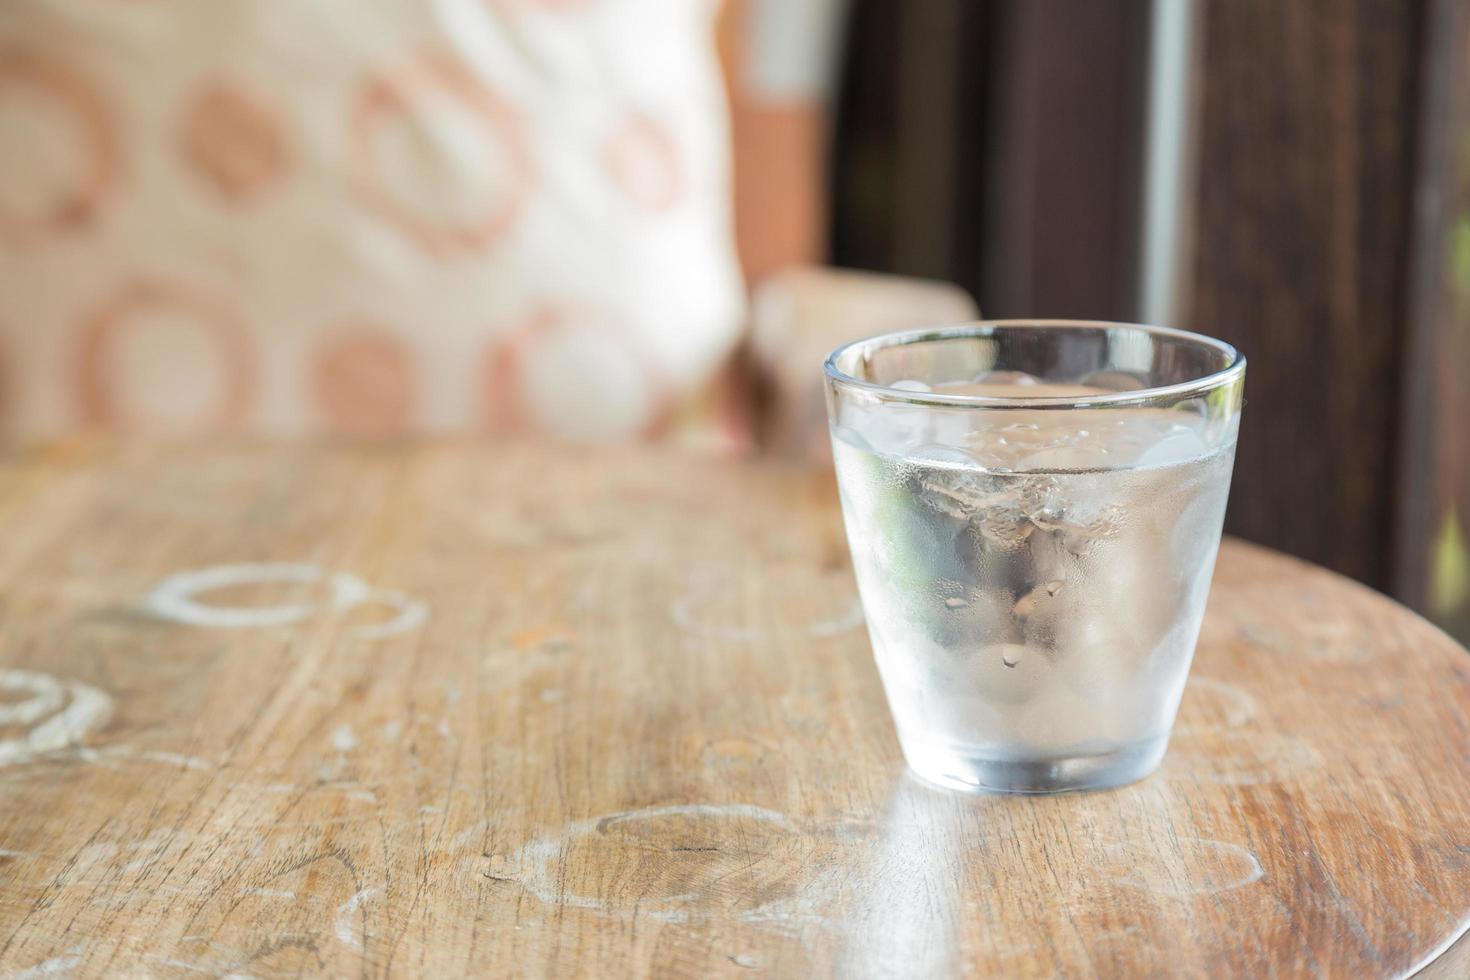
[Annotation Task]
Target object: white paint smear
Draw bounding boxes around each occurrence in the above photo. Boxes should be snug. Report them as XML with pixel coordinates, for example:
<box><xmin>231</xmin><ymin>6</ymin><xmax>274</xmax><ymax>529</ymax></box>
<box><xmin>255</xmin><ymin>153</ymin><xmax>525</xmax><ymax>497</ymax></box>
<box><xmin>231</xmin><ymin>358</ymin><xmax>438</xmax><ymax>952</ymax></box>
<box><xmin>14</xmin><ymin>953</ymin><xmax>82</xmax><ymax>978</ymax></box>
<box><xmin>0</xmin><ymin>670</ymin><xmax>64</xmax><ymax>726</ymax></box>
<box><xmin>335</xmin><ymin>887</ymin><xmax>378</xmax><ymax>951</ymax></box>
<box><xmin>150</xmin><ymin>958</ymin><xmax>218</xmax><ymax>976</ymax></box>
<box><xmin>0</xmin><ymin>671</ymin><xmax>113</xmax><ymax>768</ymax></box>
<box><xmin>93</xmin><ymin>746</ymin><xmax>214</xmax><ymax>771</ymax></box>
<box><xmin>331</xmin><ymin>725</ymin><xmax>359</xmax><ymax>752</ymax></box>
<box><xmin>129</xmin><ymin>749</ymin><xmax>213</xmax><ymax>771</ymax></box>
<box><xmin>149</xmin><ymin>953</ymin><xmax>259</xmax><ymax>979</ymax></box>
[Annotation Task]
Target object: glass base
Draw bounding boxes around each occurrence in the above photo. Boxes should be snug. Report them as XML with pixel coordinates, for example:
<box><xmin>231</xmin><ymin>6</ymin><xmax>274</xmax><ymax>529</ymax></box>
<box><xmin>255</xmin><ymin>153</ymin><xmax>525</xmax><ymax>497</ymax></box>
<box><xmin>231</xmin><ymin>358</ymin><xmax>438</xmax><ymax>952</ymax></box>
<box><xmin>903</xmin><ymin>733</ymin><xmax>1170</xmax><ymax>794</ymax></box>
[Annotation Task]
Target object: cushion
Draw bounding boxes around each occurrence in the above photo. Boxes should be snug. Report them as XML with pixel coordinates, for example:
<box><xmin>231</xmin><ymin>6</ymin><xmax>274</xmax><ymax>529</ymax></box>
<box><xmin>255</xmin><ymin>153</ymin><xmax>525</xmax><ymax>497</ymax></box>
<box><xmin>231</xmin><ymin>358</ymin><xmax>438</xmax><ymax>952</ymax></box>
<box><xmin>0</xmin><ymin>0</ymin><xmax>745</xmax><ymax>440</ymax></box>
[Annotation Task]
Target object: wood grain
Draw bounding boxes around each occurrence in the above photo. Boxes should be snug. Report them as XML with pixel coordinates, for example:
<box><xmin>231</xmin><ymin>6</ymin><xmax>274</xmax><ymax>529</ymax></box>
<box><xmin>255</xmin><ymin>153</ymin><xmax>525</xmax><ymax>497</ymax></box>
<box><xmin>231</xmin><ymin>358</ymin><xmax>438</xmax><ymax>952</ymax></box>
<box><xmin>0</xmin><ymin>441</ymin><xmax>1467</xmax><ymax>978</ymax></box>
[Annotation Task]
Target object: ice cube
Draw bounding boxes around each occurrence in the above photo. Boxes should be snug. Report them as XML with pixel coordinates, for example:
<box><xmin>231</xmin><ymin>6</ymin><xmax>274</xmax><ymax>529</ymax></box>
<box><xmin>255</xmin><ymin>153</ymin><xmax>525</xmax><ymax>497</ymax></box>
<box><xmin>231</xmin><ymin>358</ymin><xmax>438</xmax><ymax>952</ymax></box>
<box><xmin>847</xmin><ymin>401</ymin><xmax>931</xmax><ymax>456</ymax></box>
<box><xmin>908</xmin><ymin>443</ymin><xmax>979</xmax><ymax>468</ymax></box>
<box><xmin>1135</xmin><ymin>424</ymin><xmax>1210</xmax><ymax>469</ymax></box>
<box><xmin>1015</xmin><ymin>444</ymin><xmax>1110</xmax><ymax>472</ymax></box>
<box><xmin>972</xmin><ymin>370</ymin><xmax>1041</xmax><ymax>386</ymax></box>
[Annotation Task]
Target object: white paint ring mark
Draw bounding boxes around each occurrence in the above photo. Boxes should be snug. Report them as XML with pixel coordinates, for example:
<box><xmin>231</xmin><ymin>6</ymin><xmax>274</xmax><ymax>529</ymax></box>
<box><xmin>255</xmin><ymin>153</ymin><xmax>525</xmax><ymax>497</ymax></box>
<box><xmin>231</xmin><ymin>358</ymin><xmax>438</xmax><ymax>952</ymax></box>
<box><xmin>668</xmin><ymin>591</ymin><xmax>756</xmax><ymax>642</ymax></box>
<box><xmin>1165</xmin><ymin>730</ymin><xmax>1323</xmax><ymax>786</ymax></box>
<box><xmin>1106</xmin><ymin>838</ymin><xmax>1264</xmax><ymax>896</ymax></box>
<box><xmin>143</xmin><ymin>562</ymin><xmax>427</xmax><ymax>638</ymax></box>
<box><xmin>594</xmin><ymin>803</ymin><xmax>792</xmax><ymax>832</ymax></box>
<box><xmin>1176</xmin><ymin>675</ymin><xmax>1257</xmax><ymax>730</ymax></box>
<box><xmin>335</xmin><ymin>887</ymin><xmax>378</xmax><ymax>952</ymax></box>
<box><xmin>808</xmin><ymin>597</ymin><xmax>865</xmax><ymax>638</ymax></box>
<box><xmin>351</xmin><ymin>588</ymin><xmax>428</xmax><ymax>639</ymax></box>
<box><xmin>670</xmin><ymin>575</ymin><xmax>865</xmax><ymax>643</ymax></box>
<box><xmin>0</xmin><ymin>669</ymin><xmax>65</xmax><ymax>725</ymax></box>
<box><xmin>144</xmin><ymin>563</ymin><xmax>364</xmax><ymax>628</ymax></box>
<box><xmin>0</xmin><ymin>670</ymin><xmax>112</xmax><ymax>768</ymax></box>
<box><xmin>501</xmin><ymin>803</ymin><xmax>795</xmax><ymax>924</ymax></box>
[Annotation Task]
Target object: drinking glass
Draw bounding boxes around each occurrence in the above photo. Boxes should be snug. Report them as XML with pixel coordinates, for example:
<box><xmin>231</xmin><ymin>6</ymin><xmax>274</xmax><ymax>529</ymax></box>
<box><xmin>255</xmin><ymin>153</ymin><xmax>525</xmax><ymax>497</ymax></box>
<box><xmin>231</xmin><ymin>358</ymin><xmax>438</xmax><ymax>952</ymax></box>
<box><xmin>825</xmin><ymin>321</ymin><xmax>1245</xmax><ymax>793</ymax></box>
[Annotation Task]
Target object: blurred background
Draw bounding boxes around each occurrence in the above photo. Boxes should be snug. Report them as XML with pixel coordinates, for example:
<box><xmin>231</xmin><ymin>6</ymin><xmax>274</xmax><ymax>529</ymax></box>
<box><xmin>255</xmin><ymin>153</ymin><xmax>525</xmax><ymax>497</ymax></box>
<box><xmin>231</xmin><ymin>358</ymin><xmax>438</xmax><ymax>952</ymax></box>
<box><xmin>745</xmin><ymin>0</ymin><xmax>1470</xmax><ymax>645</ymax></box>
<box><xmin>1</xmin><ymin>0</ymin><xmax>1467</xmax><ymax>642</ymax></box>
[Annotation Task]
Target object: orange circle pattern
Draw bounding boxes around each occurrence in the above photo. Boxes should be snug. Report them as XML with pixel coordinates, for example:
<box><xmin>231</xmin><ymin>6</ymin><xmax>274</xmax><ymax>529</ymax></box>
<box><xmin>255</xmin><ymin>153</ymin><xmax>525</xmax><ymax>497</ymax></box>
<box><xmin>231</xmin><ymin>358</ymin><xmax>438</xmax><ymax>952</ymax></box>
<box><xmin>601</xmin><ymin>112</ymin><xmax>684</xmax><ymax>213</ymax></box>
<box><xmin>482</xmin><ymin>304</ymin><xmax>669</xmax><ymax>437</ymax></box>
<box><xmin>0</xmin><ymin>45</ymin><xmax>118</xmax><ymax>241</ymax></box>
<box><xmin>348</xmin><ymin>51</ymin><xmax>534</xmax><ymax>258</ymax></box>
<box><xmin>75</xmin><ymin>278</ymin><xmax>257</xmax><ymax>429</ymax></box>
<box><xmin>311</xmin><ymin>327</ymin><xmax>416</xmax><ymax>436</ymax></box>
<box><xmin>6</xmin><ymin>20</ymin><xmax>727</xmax><ymax>441</ymax></box>
<box><xmin>180</xmin><ymin>80</ymin><xmax>290</xmax><ymax>203</ymax></box>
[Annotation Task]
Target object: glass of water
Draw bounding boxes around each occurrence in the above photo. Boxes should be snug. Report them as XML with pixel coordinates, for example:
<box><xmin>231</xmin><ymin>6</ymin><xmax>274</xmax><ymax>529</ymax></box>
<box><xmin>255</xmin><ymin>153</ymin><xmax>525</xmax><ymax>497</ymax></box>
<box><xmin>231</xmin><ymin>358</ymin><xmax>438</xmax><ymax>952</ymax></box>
<box><xmin>825</xmin><ymin>321</ymin><xmax>1245</xmax><ymax>793</ymax></box>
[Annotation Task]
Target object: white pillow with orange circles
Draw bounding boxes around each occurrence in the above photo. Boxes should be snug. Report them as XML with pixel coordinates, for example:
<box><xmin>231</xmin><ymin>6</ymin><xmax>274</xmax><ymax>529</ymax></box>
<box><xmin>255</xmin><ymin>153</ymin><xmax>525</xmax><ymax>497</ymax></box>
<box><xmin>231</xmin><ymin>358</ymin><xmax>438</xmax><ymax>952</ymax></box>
<box><xmin>0</xmin><ymin>0</ymin><xmax>745</xmax><ymax>440</ymax></box>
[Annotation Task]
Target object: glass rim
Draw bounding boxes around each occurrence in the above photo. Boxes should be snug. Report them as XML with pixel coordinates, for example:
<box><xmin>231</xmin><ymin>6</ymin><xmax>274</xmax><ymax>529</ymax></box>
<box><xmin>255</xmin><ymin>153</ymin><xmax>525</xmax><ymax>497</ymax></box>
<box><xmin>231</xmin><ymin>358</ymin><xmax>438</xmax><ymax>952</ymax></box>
<box><xmin>823</xmin><ymin>320</ymin><xmax>1246</xmax><ymax>409</ymax></box>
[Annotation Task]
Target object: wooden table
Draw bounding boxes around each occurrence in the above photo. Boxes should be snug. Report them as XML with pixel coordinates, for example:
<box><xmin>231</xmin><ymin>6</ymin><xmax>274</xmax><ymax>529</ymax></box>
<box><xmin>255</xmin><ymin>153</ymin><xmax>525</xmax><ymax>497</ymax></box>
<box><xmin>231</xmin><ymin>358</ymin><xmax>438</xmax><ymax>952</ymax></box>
<box><xmin>0</xmin><ymin>442</ymin><xmax>1467</xmax><ymax>978</ymax></box>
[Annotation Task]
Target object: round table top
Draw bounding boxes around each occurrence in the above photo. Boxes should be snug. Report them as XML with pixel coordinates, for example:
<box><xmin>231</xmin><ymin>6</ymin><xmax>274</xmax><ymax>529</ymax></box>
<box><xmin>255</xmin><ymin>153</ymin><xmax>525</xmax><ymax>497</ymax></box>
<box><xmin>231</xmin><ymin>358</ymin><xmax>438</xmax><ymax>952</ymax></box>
<box><xmin>0</xmin><ymin>442</ymin><xmax>1466</xmax><ymax>978</ymax></box>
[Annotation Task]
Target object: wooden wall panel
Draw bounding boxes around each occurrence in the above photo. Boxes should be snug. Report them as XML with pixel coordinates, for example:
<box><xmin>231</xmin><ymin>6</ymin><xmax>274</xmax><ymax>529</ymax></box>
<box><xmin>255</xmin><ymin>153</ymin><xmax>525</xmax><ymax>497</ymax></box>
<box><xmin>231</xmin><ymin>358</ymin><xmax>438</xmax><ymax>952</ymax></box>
<box><xmin>1395</xmin><ymin>0</ymin><xmax>1470</xmax><ymax>637</ymax></box>
<box><xmin>1187</xmin><ymin>0</ymin><xmax>1423</xmax><ymax>589</ymax></box>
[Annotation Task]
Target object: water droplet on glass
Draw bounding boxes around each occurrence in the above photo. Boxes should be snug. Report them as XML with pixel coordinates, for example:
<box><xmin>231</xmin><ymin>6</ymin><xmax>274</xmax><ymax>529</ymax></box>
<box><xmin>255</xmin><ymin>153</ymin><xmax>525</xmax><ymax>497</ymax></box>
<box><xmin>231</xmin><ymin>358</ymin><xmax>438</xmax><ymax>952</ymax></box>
<box><xmin>1001</xmin><ymin>650</ymin><xmax>1021</xmax><ymax>668</ymax></box>
<box><xmin>943</xmin><ymin>596</ymin><xmax>969</xmax><ymax>609</ymax></box>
